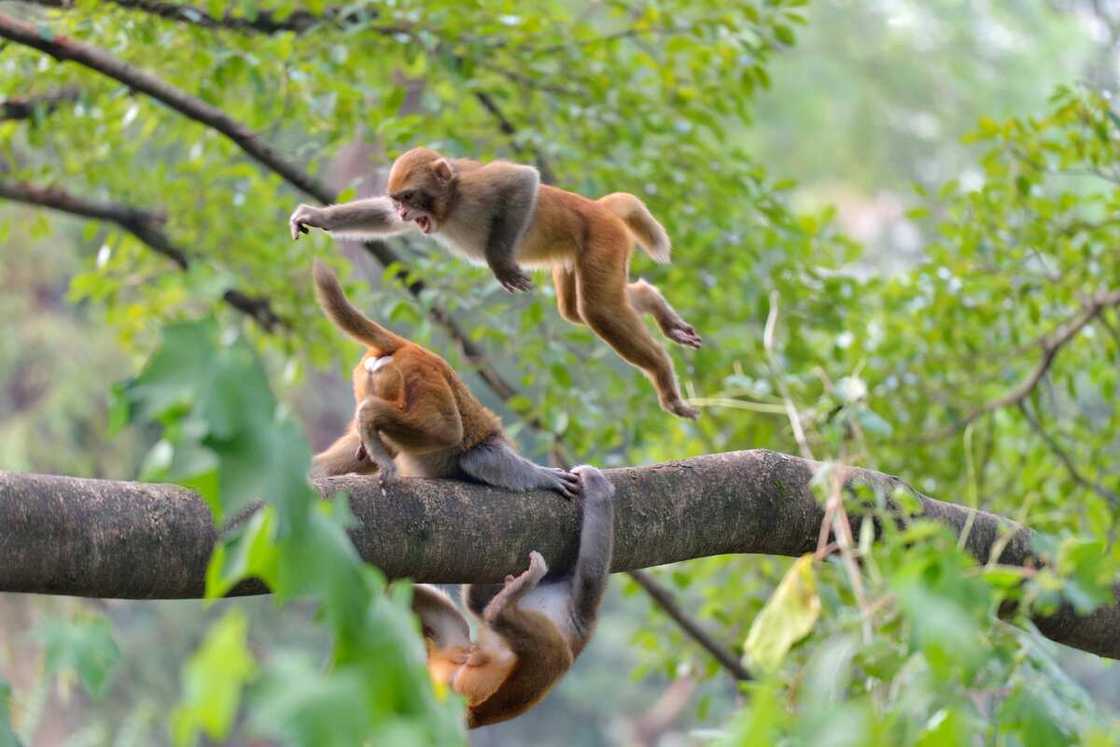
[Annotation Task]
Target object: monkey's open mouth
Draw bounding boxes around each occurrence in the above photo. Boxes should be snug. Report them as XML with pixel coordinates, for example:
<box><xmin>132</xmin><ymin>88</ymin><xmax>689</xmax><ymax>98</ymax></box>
<box><xmin>415</xmin><ymin>215</ymin><xmax>433</xmax><ymax>234</ymax></box>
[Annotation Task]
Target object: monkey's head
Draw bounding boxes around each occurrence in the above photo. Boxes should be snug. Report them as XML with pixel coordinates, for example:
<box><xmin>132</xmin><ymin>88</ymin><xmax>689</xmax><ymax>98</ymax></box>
<box><xmin>387</xmin><ymin>147</ymin><xmax>455</xmax><ymax>235</ymax></box>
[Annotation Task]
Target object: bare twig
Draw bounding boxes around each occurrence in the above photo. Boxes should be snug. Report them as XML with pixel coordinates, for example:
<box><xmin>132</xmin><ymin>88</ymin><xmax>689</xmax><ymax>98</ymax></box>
<box><xmin>629</xmin><ymin>569</ymin><xmax>752</xmax><ymax>681</ymax></box>
<box><xmin>629</xmin><ymin>676</ymin><xmax>697</xmax><ymax>747</ymax></box>
<box><xmin>0</xmin><ymin>180</ymin><xmax>284</xmax><ymax>331</ymax></box>
<box><xmin>764</xmin><ymin>290</ymin><xmax>813</xmax><ymax>460</ymax></box>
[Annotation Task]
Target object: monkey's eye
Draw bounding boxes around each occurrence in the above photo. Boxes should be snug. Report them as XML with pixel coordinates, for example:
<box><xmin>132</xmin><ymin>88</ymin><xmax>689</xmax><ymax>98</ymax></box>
<box><xmin>395</xmin><ymin>189</ymin><xmax>417</xmax><ymax>205</ymax></box>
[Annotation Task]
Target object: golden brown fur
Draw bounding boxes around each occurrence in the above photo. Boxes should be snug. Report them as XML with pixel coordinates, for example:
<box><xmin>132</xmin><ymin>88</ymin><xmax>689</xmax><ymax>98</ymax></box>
<box><xmin>292</xmin><ymin>148</ymin><xmax>702</xmax><ymax>418</ymax></box>
<box><xmin>310</xmin><ymin>261</ymin><xmax>579</xmax><ymax>498</ymax></box>
<box><xmin>412</xmin><ymin>465</ymin><xmax>615</xmax><ymax>728</ymax></box>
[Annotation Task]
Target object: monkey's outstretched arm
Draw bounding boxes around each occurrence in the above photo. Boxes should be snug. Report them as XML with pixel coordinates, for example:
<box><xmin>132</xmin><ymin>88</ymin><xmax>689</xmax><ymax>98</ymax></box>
<box><xmin>471</xmin><ymin>163</ymin><xmax>540</xmax><ymax>293</ymax></box>
<box><xmin>567</xmin><ymin>466</ymin><xmax>616</xmax><ymax>639</ymax></box>
<box><xmin>458</xmin><ymin>438</ymin><xmax>580</xmax><ymax>500</ymax></box>
<box><xmin>290</xmin><ymin>197</ymin><xmax>414</xmax><ymax>240</ymax></box>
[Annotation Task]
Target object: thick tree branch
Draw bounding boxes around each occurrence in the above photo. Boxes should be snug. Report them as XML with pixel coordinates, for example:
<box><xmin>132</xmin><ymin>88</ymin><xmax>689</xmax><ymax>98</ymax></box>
<box><xmin>0</xmin><ymin>12</ymin><xmax>334</xmax><ymax>203</ymax></box>
<box><xmin>0</xmin><ymin>87</ymin><xmax>78</xmax><ymax>120</ymax></box>
<box><xmin>0</xmin><ymin>180</ymin><xmax>284</xmax><ymax>331</ymax></box>
<box><xmin>1</xmin><ymin>449</ymin><xmax>1117</xmax><ymax>660</ymax></box>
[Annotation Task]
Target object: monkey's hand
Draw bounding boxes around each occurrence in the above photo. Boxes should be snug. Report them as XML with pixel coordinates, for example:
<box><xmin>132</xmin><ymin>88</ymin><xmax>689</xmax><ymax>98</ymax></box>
<box><xmin>536</xmin><ymin>466</ymin><xmax>581</xmax><ymax>501</ymax></box>
<box><xmin>492</xmin><ymin>263</ymin><xmax>534</xmax><ymax>294</ymax></box>
<box><xmin>483</xmin><ymin>551</ymin><xmax>548</xmax><ymax>623</ymax></box>
<box><xmin>289</xmin><ymin>203</ymin><xmax>325</xmax><ymax>240</ymax></box>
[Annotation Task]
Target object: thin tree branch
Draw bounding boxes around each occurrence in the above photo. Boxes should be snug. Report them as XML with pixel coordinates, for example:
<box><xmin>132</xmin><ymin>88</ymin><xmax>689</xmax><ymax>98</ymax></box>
<box><xmin>629</xmin><ymin>676</ymin><xmax>697</xmax><ymax>747</ymax></box>
<box><xmin>473</xmin><ymin>91</ymin><xmax>557</xmax><ymax>185</ymax></box>
<box><xmin>0</xmin><ymin>12</ymin><xmax>335</xmax><ymax>203</ymax></box>
<box><xmin>0</xmin><ymin>180</ymin><xmax>284</xmax><ymax>331</ymax></box>
<box><xmin>78</xmin><ymin>0</ymin><xmax>560</xmax><ymax>183</ymax></box>
<box><xmin>0</xmin><ymin>87</ymin><xmax>78</xmax><ymax>120</ymax></box>
<box><xmin>928</xmin><ymin>289</ymin><xmax>1120</xmax><ymax>439</ymax></box>
<box><xmin>629</xmin><ymin>569</ymin><xmax>752</xmax><ymax>681</ymax></box>
<box><xmin>96</xmin><ymin>0</ymin><xmax>413</xmax><ymax>37</ymax></box>
<box><xmin>1018</xmin><ymin>402</ymin><xmax>1119</xmax><ymax>506</ymax></box>
<box><xmin>1</xmin><ymin>449</ymin><xmax>1118</xmax><ymax>659</ymax></box>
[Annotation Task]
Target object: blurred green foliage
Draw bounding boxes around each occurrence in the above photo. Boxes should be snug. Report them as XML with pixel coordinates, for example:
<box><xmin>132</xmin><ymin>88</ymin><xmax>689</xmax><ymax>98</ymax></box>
<box><xmin>119</xmin><ymin>319</ymin><xmax>463</xmax><ymax>745</ymax></box>
<box><xmin>0</xmin><ymin>0</ymin><xmax>1118</xmax><ymax>745</ymax></box>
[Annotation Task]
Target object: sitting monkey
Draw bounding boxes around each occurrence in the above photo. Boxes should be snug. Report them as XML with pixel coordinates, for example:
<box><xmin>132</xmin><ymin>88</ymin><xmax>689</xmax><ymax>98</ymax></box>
<box><xmin>290</xmin><ymin>148</ymin><xmax>702</xmax><ymax>419</ymax></box>
<box><xmin>310</xmin><ymin>260</ymin><xmax>579</xmax><ymax>499</ymax></box>
<box><xmin>412</xmin><ymin>464</ymin><xmax>615</xmax><ymax>727</ymax></box>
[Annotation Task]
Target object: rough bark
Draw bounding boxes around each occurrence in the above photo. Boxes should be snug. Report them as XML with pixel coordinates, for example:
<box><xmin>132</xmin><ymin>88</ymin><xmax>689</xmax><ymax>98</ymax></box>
<box><xmin>1</xmin><ymin>449</ymin><xmax>1117</xmax><ymax>659</ymax></box>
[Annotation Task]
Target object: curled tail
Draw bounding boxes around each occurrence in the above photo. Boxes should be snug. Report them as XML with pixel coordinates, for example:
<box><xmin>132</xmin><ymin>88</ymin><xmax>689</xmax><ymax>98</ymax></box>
<box><xmin>597</xmin><ymin>192</ymin><xmax>671</xmax><ymax>264</ymax></box>
<box><xmin>312</xmin><ymin>260</ymin><xmax>407</xmax><ymax>355</ymax></box>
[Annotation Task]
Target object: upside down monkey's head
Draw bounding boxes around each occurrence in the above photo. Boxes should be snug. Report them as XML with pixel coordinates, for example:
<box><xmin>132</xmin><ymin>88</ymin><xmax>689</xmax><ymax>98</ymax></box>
<box><xmin>387</xmin><ymin>147</ymin><xmax>456</xmax><ymax>235</ymax></box>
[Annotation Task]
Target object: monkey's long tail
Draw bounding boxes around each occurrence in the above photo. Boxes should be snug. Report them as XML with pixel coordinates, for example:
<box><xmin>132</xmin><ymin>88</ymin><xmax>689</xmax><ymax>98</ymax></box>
<box><xmin>597</xmin><ymin>192</ymin><xmax>671</xmax><ymax>264</ymax></box>
<box><xmin>312</xmin><ymin>259</ymin><xmax>407</xmax><ymax>354</ymax></box>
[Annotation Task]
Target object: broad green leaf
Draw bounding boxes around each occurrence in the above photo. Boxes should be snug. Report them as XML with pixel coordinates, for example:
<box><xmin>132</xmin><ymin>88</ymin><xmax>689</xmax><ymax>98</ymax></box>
<box><xmin>171</xmin><ymin>609</ymin><xmax>256</xmax><ymax>747</ymax></box>
<box><xmin>37</xmin><ymin>615</ymin><xmax>120</xmax><ymax>699</ymax></box>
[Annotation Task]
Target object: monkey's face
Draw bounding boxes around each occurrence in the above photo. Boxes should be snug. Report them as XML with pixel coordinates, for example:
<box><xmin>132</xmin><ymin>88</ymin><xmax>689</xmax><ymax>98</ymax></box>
<box><xmin>387</xmin><ymin>149</ymin><xmax>454</xmax><ymax>234</ymax></box>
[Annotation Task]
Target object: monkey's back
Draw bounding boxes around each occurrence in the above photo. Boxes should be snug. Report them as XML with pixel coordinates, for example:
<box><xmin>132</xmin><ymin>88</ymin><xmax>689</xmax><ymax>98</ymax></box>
<box><xmin>519</xmin><ymin>185</ymin><xmax>632</xmax><ymax>267</ymax></box>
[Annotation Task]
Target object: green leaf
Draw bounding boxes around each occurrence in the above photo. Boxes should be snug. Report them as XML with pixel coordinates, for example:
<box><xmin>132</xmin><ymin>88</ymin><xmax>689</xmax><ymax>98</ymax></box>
<box><xmin>171</xmin><ymin>609</ymin><xmax>256</xmax><ymax>747</ymax></box>
<box><xmin>0</xmin><ymin>677</ymin><xmax>18</xmax><ymax>747</ymax></box>
<box><xmin>37</xmin><ymin>615</ymin><xmax>120</xmax><ymax>699</ymax></box>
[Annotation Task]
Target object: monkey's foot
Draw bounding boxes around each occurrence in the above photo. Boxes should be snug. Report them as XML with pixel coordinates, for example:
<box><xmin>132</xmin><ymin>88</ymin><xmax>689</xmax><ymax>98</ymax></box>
<box><xmin>666</xmin><ymin>321</ymin><xmax>702</xmax><ymax>349</ymax></box>
<box><xmin>664</xmin><ymin>398</ymin><xmax>700</xmax><ymax>420</ymax></box>
<box><xmin>483</xmin><ymin>552</ymin><xmax>548</xmax><ymax>622</ymax></box>
<box><xmin>539</xmin><ymin>467</ymin><xmax>581</xmax><ymax>500</ymax></box>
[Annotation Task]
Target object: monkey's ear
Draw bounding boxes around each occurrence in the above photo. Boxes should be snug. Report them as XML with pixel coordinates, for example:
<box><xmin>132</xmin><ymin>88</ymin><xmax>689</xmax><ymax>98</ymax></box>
<box><xmin>432</xmin><ymin>158</ymin><xmax>454</xmax><ymax>183</ymax></box>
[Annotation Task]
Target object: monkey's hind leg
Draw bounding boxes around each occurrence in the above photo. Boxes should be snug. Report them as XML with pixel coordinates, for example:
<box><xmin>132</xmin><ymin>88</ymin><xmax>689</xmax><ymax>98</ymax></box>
<box><xmin>575</xmin><ymin>234</ymin><xmax>699</xmax><ymax>419</ymax></box>
<box><xmin>459</xmin><ymin>437</ymin><xmax>581</xmax><ymax>500</ymax></box>
<box><xmin>627</xmin><ymin>279</ymin><xmax>702</xmax><ymax>349</ymax></box>
<box><xmin>552</xmin><ymin>266</ymin><xmax>584</xmax><ymax>326</ymax></box>
<box><xmin>478</xmin><ymin>552</ymin><xmax>549</xmax><ymax>623</ymax></box>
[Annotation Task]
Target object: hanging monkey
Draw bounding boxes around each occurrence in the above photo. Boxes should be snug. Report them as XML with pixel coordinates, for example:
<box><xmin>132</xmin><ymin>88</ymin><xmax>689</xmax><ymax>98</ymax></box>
<box><xmin>290</xmin><ymin>148</ymin><xmax>702</xmax><ymax>419</ymax></box>
<box><xmin>309</xmin><ymin>260</ymin><xmax>580</xmax><ymax>499</ymax></box>
<box><xmin>412</xmin><ymin>464</ymin><xmax>615</xmax><ymax>727</ymax></box>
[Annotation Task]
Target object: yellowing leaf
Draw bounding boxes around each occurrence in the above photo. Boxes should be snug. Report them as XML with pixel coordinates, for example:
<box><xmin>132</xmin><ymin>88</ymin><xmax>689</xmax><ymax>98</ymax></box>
<box><xmin>744</xmin><ymin>555</ymin><xmax>821</xmax><ymax>674</ymax></box>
